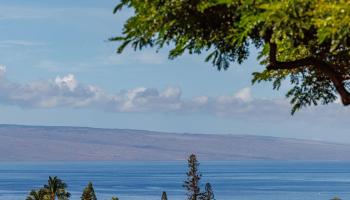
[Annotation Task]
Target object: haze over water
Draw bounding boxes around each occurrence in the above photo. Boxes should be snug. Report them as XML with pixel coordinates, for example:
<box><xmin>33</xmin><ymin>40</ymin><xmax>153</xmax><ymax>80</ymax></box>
<box><xmin>1</xmin><ymin>161</ymin><xmax>350</xmax><ymax>200</ymax></box>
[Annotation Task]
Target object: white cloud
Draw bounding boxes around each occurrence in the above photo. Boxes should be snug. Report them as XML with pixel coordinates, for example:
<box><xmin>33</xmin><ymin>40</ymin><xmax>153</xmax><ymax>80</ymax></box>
<box><xmin>55</xmin><ymin>74</ymin><xmax>77</xmax><ymax>92</ymax></box>
<box><xmin>113</xmin><ymin>87</ymin><xmax>182</xmax><ymax>112</ymax></box>
<box><xmin>234</xmin><ymin>87</ymin><xmax>253</xmax><ymax>102</ymax></box>
<box><xmin>0</xmin><ymin>65</ymin><xmax>6</xmax><ymax>77</ymax></box>
<box><xmin>0</xmin><ymin>65</ymin><xmax>347</xmax><ymax>119</ymax></box>
<box><xmin>0</xmin><ymin>5</ymin><xmax>51</xmax><ymax>20</ymax></box>
<box><xmin>0</xmin><ymin>40</ymin><xmax>46</xmax><ymax>47</ymax></box>
<box><xmin>0</xmin><ymin>5</ymin><xmax>112</xmax><ymax>21</ymax></box>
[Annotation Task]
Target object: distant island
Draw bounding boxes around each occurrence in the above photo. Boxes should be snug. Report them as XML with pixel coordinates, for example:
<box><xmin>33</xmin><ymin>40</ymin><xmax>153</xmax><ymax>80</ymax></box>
<box><xmin>1</xmin><ymin>124</ymin><xmax>350</xmax><ymax>161</ymax></box>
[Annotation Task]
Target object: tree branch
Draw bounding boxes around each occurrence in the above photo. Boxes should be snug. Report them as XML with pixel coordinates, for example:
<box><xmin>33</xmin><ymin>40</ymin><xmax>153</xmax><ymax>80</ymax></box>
<box><xmin>267</xmin><ymin>42</ymin><xmax>314</xmax><ymax>70</ymax></box>
<box><xmin>266</xmin><ymin>40</ymin><xmax>350</xmax><ymax>105</ymax></box>
<box><xmin>314</xmin><ymin>60</ymin><xmax>350</xmax><ymax>105</ymax></box>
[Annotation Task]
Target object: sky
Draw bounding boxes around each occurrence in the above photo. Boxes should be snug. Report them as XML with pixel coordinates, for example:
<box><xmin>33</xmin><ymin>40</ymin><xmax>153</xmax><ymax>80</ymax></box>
<box><xmin>0</xmin><ymin>0</ymin><xmax>349</xmax><ymax>143</ymax></box>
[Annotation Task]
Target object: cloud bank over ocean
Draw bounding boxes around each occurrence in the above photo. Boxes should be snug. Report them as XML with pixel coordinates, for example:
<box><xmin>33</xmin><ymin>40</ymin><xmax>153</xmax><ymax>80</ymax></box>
<box><xmin>0</xmin><ymin>65</ymin><xmax>348</xmax><ymax>120</ymax></box>
<box><xmin>0</xmin><ymin>65</ymin><xmax>291</xmax><ymax>116</ymax></box>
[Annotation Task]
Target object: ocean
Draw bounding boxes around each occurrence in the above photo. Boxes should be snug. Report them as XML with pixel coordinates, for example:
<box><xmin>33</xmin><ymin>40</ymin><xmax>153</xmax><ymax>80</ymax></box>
<box><xmin>1</xmin><ymin>161</ymin><xmax>350</xmax><ymax>200</ymax></box>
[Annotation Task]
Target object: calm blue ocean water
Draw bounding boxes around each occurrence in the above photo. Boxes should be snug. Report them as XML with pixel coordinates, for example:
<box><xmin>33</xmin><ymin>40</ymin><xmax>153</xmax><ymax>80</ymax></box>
<box><xmin>0</xmin><ymin>161</ymin><xmax>350</xmax><ymax>200</ymax></box>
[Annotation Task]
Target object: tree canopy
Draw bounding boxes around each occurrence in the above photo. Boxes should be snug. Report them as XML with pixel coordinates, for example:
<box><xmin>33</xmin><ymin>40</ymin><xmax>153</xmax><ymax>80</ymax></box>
<box><xmin>26</xmin><ymin>189</ymin><xmax>49</xmax><ymax>200</ymax></box>
<box><xmin>81</xmin><ymin>182</ymin><xmax>97</xmax><ymax>200</ymax></box>
<box><xmin>26</xmin><ymin>176</ymin><xmax>70</xmax><ymax>200</ymax></box>
<box><xmin>44</xmin><ymin>176</ymin><xmax>71</xmax><ymax>200</ymax></box>
<box><xmin>112</xmin><ymin>0</ymin><xmax>350</xmax><ymax>113</ymax></box>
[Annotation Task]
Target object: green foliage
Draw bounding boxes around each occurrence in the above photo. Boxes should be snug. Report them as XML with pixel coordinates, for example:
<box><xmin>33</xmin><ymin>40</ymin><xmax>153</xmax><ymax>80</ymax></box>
<box><xmin>112</xmin><ymin>0</ymin><xmax>350</xmax><ymax>113</ymax></box>
<box><xmin>27</xmin><ymin>177</ymin><xmax>123</xmax><ymax>200</ymax></box>
<box><xmin>26</xmin><ymin>189</ymin><xmax>49</xmax><ymax>200</ymax></box>
<box><xmin>331</xmin><ymin>197</ymin><xmax>342</xmax><ymax>200</ymax></box>
<box><xmin>27</xmin><ymin>176</ymin><xmax>70</xmax><ymax>200</ymax></box>
<box><xmin>81</xmin><ymin>182</ymin><xmax>97</xmax><ymax>200</ymax></box>
<box><xmin>183</xmin><ymin>154</ymin><xmax>202</xmax><ymax>200</ymax></box>
<box><xmin>44</xmin><ymin>176</ymin><xmax>71</xmax><ymax>200</ymax></box>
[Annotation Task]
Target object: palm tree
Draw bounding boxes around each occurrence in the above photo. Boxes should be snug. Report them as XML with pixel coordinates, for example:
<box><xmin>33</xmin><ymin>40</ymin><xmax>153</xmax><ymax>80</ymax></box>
<box><xmin>44</xmin><ymin>176</ymin><xmax>71</xmax><ymax>200</ymax></box>
<box><xmin>26</xmin><ymin>189</ymin><xmax>49</xmax><ymax>200</ymax></box>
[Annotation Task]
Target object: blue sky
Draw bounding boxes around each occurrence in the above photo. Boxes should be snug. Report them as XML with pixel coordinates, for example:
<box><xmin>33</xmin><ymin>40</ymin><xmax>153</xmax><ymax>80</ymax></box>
<box><xmin>0</xmin><ymin>0</ymin><xmax>349</xmax><ymax>143</ymax></box>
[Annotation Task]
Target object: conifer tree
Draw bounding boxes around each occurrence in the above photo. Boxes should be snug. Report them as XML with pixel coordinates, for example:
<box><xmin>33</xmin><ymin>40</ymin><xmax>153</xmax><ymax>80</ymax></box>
<box><xmin>183</xmin><ymin>154</ymin><xmax>201</xmax><ymax>200</ymax></box>
<box><xmin>161</xmin><ymin>191</ymin><xmax>168</xmax><ymax>200</ymax></box>
<box><xmin>111</xmin><ymin>197</ymin><xmax>119</xmax><ymax>200</ymax></box>
<box><xmin>199</xmin><ymin>183</ymin><xmax>215</xmax><ymax>200</ymax></box>
<box><xmin>81</xmin><ymin>182</ymin><xmax>97</xmax><ymax>200</ymax></box>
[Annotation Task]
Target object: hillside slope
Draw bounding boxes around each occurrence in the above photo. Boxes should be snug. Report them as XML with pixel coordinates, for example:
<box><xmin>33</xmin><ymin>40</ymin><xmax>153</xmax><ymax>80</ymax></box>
<box><xmin>0</xmin><ymin>124</ymin><xmax>349</xmax><ymax>161</ymax></box>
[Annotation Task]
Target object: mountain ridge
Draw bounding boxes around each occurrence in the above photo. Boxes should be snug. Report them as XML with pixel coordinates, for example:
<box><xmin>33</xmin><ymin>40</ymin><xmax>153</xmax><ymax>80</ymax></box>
<box><xmin>0</xmin><ymin>124</ymin><xmax>349</xmax><ymax>161</ymax></box>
